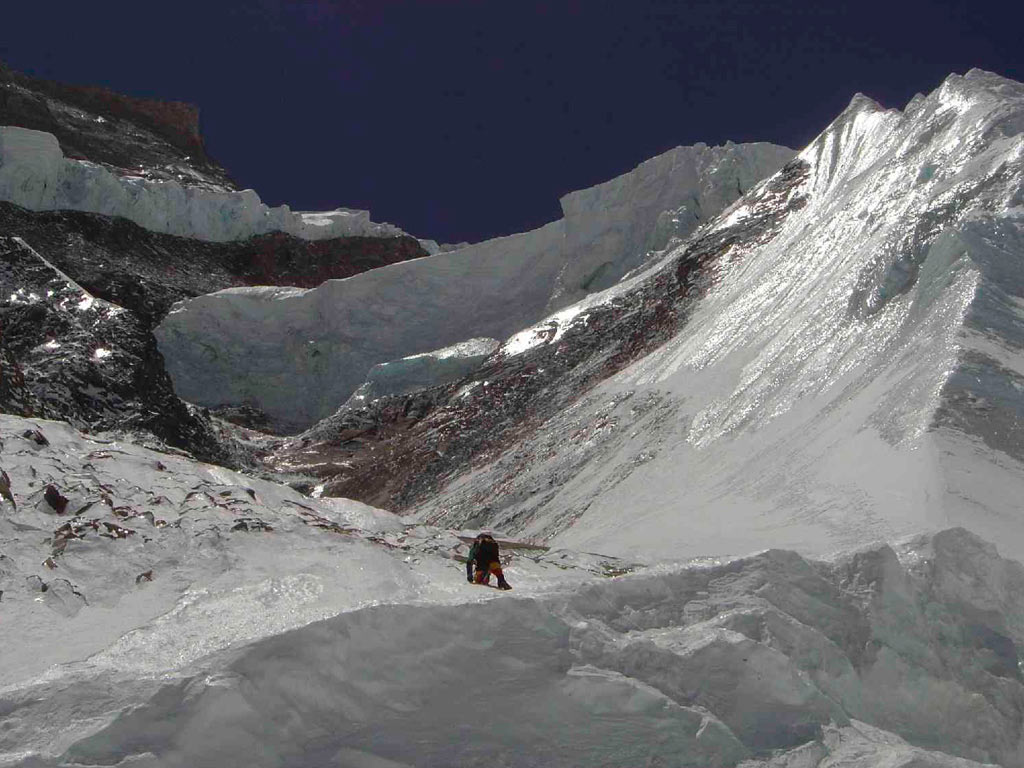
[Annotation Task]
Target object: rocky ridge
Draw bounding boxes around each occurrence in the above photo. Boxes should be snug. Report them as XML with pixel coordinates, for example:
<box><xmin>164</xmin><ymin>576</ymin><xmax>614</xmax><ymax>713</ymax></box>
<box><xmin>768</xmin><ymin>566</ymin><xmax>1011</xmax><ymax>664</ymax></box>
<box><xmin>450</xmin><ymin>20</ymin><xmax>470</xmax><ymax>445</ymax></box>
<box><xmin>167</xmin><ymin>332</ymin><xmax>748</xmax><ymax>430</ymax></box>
<box><xmin>0</xmin><ymin>201</ymin><xmax>428</xmax><ymax>329</ymax></box>
<box><xmin>0</xmin><ymin>60</ymin><xmax>233</xmax><ymax>189</ymax></box>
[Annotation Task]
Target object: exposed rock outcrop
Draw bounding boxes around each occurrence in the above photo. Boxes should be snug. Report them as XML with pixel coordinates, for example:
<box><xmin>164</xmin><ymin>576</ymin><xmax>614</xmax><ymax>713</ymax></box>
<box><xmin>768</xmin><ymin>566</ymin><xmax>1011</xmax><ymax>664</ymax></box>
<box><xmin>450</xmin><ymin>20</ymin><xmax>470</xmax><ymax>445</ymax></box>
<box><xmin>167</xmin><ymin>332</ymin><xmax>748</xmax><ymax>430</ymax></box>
<box><xmin>0</xmin><ymin>202</ymin><xmax>428</xmax><ymax>329</ymax></box>
<box><xmin>0</xmin><ymin>236</ymin><xmax>222</xmax><ymax>460</ymax></box>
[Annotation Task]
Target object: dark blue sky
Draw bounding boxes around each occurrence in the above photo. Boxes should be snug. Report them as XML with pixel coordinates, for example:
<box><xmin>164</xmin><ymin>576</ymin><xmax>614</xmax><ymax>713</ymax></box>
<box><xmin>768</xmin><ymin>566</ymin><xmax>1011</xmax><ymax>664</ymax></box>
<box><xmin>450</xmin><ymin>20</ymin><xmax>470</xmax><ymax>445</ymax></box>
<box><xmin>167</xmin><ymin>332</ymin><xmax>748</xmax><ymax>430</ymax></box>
<box><xmin>3</xmin><ymin>1</ymin><xmax>1021</xmax><ymax>243</ymax></box>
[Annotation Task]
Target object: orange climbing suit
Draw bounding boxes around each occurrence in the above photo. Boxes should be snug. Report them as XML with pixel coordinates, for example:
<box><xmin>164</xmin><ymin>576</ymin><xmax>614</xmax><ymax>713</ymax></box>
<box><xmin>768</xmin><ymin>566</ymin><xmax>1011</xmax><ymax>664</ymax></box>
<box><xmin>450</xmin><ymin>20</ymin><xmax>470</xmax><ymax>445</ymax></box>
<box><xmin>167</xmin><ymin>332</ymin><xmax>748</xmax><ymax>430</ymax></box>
<box><xmin>473</xmin><ymin>560</ymin><xmax>505</xmax><ymax>585</ymax></box>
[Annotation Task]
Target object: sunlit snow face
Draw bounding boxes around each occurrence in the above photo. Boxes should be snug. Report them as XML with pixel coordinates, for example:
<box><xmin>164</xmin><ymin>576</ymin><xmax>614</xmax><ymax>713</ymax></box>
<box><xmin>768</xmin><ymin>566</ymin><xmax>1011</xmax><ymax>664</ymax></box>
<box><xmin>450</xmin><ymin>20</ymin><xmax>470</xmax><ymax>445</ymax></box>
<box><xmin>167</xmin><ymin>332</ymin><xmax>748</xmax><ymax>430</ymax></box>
<box><xmin>502</xmin><ymin>305</ymin><xmax>591</xmax><ymax>358</ymax></box>
<box><xmin>612</xmin><ymin>83</ymin><xmax>1017</xmax><ymax>456</ymax></box>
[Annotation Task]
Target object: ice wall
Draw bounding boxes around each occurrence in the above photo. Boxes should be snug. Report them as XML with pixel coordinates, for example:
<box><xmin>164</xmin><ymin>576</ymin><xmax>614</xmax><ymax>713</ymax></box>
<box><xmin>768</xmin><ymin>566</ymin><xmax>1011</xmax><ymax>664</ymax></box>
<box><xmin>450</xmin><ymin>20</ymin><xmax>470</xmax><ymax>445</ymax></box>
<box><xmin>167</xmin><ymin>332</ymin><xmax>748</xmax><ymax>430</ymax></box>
<box><xmin>157</xmin><ymin>141</ymin><xmax>793</xmax><ymax>427</ymax></box>
<box><xmin>0</xmin><ymin>125</ymin><xmax>406</xmax><ymax>242</ymax></box>
<box><xmin>157</xmin><ymin>222</ymin><xmax>566</xmax><ymax>429</ymax></box>
<box><xmin>549</xmin><ymin>140</ymin><xmax>794</xmax><ymax>311</ymax></box>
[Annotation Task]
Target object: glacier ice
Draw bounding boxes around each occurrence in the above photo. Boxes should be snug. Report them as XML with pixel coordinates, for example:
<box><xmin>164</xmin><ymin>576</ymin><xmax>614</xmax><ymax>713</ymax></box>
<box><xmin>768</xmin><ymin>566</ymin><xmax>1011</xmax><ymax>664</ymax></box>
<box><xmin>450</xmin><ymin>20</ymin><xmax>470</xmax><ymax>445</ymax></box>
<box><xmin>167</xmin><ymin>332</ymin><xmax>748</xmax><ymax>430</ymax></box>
<box><xmin>156</xmin><ymin>141</ymin><xmax>793</xmax><ymax>427</ymax></box>
<box><xmin>549</xmin><ymin>140</ymin><xmax>795</xmax><ymax>312</ymax></box>
<box><xmin>0</xmin><ymin>125</ymin><xmax>408</xmax><ymax>242</ymax></box>
<box><xmin>342</xmin><ymin>337</ymin><xmax>500</xmax><ymax>408</ymax></box>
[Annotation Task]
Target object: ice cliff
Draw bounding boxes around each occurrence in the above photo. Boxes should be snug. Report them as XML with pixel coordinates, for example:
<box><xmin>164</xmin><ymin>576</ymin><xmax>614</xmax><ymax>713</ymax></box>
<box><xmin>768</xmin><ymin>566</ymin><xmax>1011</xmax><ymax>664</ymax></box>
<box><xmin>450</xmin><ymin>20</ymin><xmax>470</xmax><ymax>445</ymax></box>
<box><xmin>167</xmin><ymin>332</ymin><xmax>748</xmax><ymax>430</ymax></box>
<box><xmin>0</xmin><ymin>126</ymin><xmax>407</xmax><ymax>242</ymax></box>
<box><xmin>343</xmin><ymin>337</ymin><xmax>501</xmax><ymax>408</ymax></box>
<box><xmin>548</xmin><ymin>140</ymin><xmax>794</xmax><ymax>312</ymax></box>
<box><xmin>155</xmin><ymin>141</ymin><xmax>793</xmax><ymax>427</ymax></box>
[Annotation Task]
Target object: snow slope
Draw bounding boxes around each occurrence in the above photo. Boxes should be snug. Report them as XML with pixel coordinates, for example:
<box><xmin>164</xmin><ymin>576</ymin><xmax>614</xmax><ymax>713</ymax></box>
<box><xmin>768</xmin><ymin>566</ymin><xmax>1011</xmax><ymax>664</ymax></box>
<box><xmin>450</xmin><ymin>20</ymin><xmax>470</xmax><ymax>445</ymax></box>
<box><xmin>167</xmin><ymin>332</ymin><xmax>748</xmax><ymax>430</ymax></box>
<box><xmin>2</xmin><ymin>416</ymin><xmax>1020</xmax><ymax>768</ymax></box>
<box><xmin>413</xmin><ymin>70</ymin><xmax>1024</xmax><ymax>565</ymax></box>
<box><xmin>0</xmin><ymin>414</ymin><xmax>633</xmax><ymax>689</ymax></box>
<box><xmin>0</xmin><ymin>126</ymin><xmax>407</xmax><ymax>242</ymax></box>
<box><xmin>156</xmin><ymin>141</ymin><xmax>793</xmax><ymax>427</ymax></box>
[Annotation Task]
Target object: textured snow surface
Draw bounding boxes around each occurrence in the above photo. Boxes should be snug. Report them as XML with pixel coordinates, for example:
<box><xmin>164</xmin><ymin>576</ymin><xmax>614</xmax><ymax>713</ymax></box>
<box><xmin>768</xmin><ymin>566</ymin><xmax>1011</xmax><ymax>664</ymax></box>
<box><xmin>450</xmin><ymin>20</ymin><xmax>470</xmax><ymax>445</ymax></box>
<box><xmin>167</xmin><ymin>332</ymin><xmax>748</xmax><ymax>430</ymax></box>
<box><xmin>1</xmin><ymin>416</ymin><xmax>1018</xmax><ymax>768</ymax></box>
<box><xmin>420</xmin><ymin>69</ymin><xmax>1024</xmax><ymax>565</ymax></box>
<box><xmin>155</xmin><ymin>141</ymin><xmax>793</xmax><ymax>427</ymax></box>
<box><xmin>0</xmin><ymin>415</ymin><xmax>628</xmax><ymax>688</ymax></box>
<box><xmin>0</xmin><ymin>126</ymin><xmax>406</xmax><ymax>242</ymax></box>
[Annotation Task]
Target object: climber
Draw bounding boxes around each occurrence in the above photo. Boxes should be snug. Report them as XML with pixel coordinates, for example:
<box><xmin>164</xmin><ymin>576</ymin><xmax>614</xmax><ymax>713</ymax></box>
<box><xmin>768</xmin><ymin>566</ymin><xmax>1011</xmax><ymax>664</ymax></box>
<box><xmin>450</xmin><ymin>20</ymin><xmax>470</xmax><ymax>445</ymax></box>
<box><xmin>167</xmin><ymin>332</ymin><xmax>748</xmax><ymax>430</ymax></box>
<box><xmin>466</xmin><ymin>532</ymin><xmax>512</xmax><ymax>590</ymax></box>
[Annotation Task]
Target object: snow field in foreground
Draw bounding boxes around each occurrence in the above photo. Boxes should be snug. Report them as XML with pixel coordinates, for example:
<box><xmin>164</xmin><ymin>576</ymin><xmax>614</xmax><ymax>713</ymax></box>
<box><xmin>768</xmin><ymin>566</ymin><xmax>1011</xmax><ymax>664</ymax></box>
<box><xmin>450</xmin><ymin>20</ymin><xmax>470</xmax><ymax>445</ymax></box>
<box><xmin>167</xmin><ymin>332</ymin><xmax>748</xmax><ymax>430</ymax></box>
<box><xmin>3</xmin><ymin>458</ymin><xmax>1023</xmax><ymax>768</ymax></box>
<box><xmin>0</xmin><ymin>415</ymin><xmax>627</xmax><ymax>688</ymax></box>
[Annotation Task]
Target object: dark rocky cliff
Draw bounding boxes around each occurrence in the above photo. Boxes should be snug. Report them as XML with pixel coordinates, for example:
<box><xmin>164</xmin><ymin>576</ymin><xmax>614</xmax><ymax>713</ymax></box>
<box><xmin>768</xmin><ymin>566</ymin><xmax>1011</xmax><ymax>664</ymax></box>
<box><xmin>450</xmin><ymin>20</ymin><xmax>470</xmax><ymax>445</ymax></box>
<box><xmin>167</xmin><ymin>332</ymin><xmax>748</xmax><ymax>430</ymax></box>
<box><xmin>0</xmin><ymin>60</ymin><xmax>234</xmax><ymax>189</ymax></box>
<box><xmin>0</xmin><ymin>202</ymin><xmax>428</xmax><ymax>329</ymax></box>
<box><xmin>0</xmin><ymin>236</ymin><xmax>225</xmax><ymax>461</ymax></box>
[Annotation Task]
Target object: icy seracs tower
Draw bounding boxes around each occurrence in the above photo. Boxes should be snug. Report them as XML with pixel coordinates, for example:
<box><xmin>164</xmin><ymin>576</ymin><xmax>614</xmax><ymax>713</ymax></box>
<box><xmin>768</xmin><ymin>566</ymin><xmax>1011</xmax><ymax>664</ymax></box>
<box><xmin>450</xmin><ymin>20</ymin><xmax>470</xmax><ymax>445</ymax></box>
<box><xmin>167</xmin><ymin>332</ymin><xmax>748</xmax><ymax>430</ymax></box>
<box><xmin>0</xmin><ymin>125</ymin><xmax>408</xmax><ymax>242</ymax></box>
<box><xmin>417</xmin><ymin>70</ymin><xmax>1024</xmax><ymax>562</ymax></box>
<box><xmin>155</xmin><ymin>141</ymin><xmax>793</xmax><ymax>428</ymax></box>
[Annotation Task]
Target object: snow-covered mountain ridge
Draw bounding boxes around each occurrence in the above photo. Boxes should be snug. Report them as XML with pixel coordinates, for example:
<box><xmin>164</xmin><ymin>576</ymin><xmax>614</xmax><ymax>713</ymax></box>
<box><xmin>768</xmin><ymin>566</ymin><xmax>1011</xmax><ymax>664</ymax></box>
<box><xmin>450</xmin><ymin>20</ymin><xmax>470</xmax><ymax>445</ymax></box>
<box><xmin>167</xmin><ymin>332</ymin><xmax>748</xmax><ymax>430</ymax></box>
<box><xmin>156</xmin><ymin>140</ymin><xmax>793</xmax><ymax>428</ymax></box>
<box><xmin>269</xmin><ymin>70</ymin><xmax>1024</xmax><ymax>565</ymax></box>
